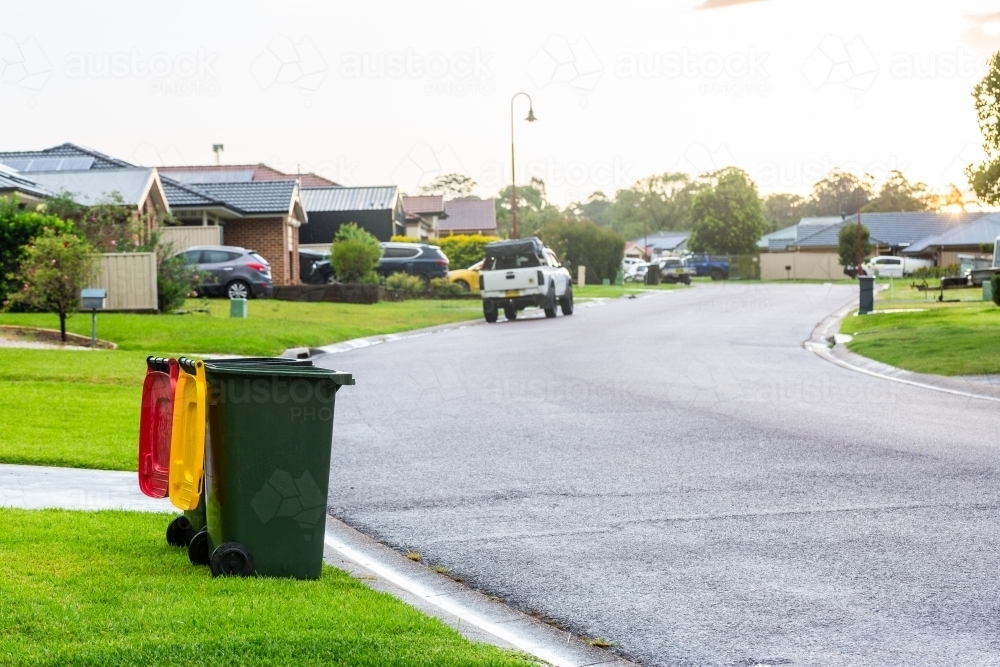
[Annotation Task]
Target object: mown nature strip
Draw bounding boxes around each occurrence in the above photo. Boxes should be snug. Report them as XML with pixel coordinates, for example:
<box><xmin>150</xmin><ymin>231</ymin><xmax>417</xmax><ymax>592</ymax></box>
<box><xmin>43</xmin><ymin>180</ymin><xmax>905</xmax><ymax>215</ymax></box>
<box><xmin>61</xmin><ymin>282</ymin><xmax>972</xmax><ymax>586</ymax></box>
<box><xmin>0</xmin><ymin>509</ymin><xmax>535</xmax><ymax>667</ymax></box>
<box><xmin>842</xmin><ymin>301</ymin><xmax>1000</xmax><ymax>376</ymax></box>
<box><xmin>0</xmin><ymin>298</ymin><xmax>482</xmax><ymax>357</ymax></box>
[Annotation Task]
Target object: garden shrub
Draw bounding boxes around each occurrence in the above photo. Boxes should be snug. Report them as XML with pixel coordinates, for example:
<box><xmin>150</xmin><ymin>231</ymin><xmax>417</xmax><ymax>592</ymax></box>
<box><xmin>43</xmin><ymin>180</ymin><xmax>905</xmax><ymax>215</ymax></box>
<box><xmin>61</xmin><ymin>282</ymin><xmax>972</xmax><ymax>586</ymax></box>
<box><xmin>429</xmin><ymin>277</ymin><xmax>462</xmax><ymax>295</ymax></box>
<box><xmin>538</xmin><ymin>218</ymin><xmax>624</xmax><ymax>284</ymax></box>
<box><xmin>385</xmin><ymin>272</ymin><xmax>424</xmax><ymax>293</ymax></box>
<box><xmin>332</xmin><ymin>223</ymin><xmax>382</xmax><ymax>283</ymax></box>
<box><xmin>0</xmin><ymin>196</ymin><xmax>75</xmax><ymax>300</ymax></box>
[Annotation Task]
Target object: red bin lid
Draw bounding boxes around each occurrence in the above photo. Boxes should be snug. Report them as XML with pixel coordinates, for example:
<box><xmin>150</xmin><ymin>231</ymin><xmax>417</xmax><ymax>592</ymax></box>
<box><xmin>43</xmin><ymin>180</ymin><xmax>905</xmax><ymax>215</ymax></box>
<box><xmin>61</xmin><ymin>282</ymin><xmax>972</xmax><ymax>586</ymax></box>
<box><xmin>138</xmin><ymin>357</ymin><xmax>178</xmax><ymax>498</ymax></box>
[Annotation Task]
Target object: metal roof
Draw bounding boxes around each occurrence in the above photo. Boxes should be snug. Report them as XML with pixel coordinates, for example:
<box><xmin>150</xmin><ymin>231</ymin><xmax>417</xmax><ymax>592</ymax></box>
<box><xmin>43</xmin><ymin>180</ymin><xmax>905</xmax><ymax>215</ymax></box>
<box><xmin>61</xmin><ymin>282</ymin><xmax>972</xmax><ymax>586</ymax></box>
<box><xmin>903</xmin><ymin>214</ymin><xmax>1000</xmax><ymax>254</ymax></box>
<box><xmin>440</xmin><ymin>197</ymin><xmax>495</xmax><ymax>232</ymax></box>
<box><xmin>302</xmin><ymin>186</ymin><xmax>398</xmax><ymax>212</ymax></box>
<box><xmin>630</xmin><ymin>230</ymin><xmax>690</xmax><ymax>251</ymax></box>
<box><xmin>792</xmin><ymin>212</ymin><xmax>990</xmax><ymax>249</ymax></box>
<box><xmin>26</xmin><ymin>168</ymin><xmax>157</xmax><ymax>207</ymax></box>
<box><xmin>0</xmin><ymin>166</ymin><xmax>51</xmax><ymax>198</ymax></box>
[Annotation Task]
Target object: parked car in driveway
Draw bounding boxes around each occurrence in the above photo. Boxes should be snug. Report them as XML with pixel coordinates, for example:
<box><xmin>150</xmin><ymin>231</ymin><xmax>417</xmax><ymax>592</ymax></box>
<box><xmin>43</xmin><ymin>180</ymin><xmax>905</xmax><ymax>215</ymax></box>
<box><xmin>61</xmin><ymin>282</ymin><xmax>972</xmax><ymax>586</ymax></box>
<box><xmin>448</xmin><ymin>259</ymin><xmax>483</xmax><ymax>292</ymax></box>
<box><xmin>309</xmin><ymin>242</ymin><xmax>450</xmax><ymax>285</ymax></box>
<box><xmin>177</xmin><ymin>245</ymin><xmax>273</xmax><ymax>299</ymax></box>
<box><xmin>299</xmin><ymin>248</ymin><xmax>330</xmax><ymax>284</ymax></box>
<box><xmin>862</xmin><ymin>255</ymin><xmax>933</xmax><ymax>278</ymax></box>
<box><xmin>657</xmin><ymin>257</ymin><xmax>694</xmax><ymax>284</ymax></box>
<box><xmin>376</xmin><ymin>242</ymin><xmax>449</xmax><ymax>283</ymax></box>
<box><xmin>684</xmin><ymin>254</ymin><xmax>729</xmax><ymax>280</ymax></box>
<box><xmin>624</xmin><ymin>262</ymin><xmax>649</xmax><ymax>282</ymax></box>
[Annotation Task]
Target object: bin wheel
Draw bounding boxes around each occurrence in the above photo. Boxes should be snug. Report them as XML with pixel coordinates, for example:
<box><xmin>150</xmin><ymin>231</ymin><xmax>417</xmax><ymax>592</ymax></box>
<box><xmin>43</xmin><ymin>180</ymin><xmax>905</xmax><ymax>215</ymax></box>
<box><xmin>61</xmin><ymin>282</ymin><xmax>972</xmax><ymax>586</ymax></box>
<box><xmin>211</xmin><ymin>542</ymin><xmax>255</xmax><ymax>577</ymax></box>
<box><xmin>166</xmin><ymin>515</ymin><xmax>194</xmax><ymax>547</ymax></box>
<box><xmin>187</xmin><ymin>528</ymin><xmax>211</xmax><ymax>566</ymax></box>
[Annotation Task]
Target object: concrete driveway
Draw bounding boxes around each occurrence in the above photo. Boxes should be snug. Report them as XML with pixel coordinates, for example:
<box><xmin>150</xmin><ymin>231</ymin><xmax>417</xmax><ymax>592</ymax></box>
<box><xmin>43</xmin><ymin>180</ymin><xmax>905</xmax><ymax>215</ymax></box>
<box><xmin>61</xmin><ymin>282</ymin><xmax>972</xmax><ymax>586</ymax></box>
<box><xmin>317</xmin><ymin>283</ymin><xmax>1000</xmax><ymax>666</ymax></box>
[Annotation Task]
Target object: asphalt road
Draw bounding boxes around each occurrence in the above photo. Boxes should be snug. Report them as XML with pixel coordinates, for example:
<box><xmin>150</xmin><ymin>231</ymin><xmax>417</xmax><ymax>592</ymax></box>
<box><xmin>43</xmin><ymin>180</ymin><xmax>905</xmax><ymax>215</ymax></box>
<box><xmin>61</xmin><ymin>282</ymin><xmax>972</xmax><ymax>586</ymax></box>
<box><xmin>317</xmin><ymin>283</ymin><xmax>1000</xmax><ymax>667</ymax></box>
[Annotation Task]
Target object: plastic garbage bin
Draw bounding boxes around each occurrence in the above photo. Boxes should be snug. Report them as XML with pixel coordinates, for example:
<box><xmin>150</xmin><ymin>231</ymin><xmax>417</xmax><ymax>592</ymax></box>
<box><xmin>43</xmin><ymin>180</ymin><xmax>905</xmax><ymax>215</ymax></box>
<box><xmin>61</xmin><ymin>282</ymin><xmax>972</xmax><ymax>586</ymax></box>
<box><xmin>859</xmin><ymin>276</ymin><xmax>875</xmax><ymax>314</ymax></box>
<box><xmin>176</xmin><ymin>356</ymin><xmax>315</xmax><ymax>562</ymax></box>
<box><xmin>138</xmin><ymin>357</ymin><xmax>178</xmax><ymax>499</ymax></box>
<box><xmin>201</xmin><ymin>361</ymin><xmax>354</xmax><ymax>579</ymax></box>
<box><xmin>169</xmin><ymin>357</ymin><xmax>208</xmax><ymax>512</ymax></box>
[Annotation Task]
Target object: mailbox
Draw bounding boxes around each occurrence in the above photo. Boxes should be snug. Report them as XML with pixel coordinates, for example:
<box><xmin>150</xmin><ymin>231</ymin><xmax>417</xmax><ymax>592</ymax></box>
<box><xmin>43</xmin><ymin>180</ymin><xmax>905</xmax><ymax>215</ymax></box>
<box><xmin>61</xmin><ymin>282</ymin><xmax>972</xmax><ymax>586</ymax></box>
<box><xmin>81</xmin><ymin>288</ymin><xmax>107</xmax><ymax>310</ymax></box>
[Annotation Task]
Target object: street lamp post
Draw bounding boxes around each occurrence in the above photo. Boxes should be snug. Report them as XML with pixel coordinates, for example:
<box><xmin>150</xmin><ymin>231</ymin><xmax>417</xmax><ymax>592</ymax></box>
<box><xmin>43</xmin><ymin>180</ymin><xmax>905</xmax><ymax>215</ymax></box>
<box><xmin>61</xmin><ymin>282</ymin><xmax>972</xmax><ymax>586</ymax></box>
<box><xmin>510</xmin><ymin>92</ymin><xmax>536</xmax><ymax>240</ymax></box>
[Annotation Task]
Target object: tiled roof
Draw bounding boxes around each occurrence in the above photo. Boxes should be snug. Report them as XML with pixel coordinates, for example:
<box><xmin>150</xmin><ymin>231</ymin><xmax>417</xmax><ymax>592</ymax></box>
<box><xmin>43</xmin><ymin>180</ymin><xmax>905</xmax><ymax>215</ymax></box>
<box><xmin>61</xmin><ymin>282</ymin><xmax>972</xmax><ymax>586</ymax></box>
<box><xmin>903</xmin><ymin>214</ymin><xmax>1000</xmax><ymax>253</ymax></box>
<box><xmin>792</xmin><ymin>212</ymin><xmax>990</xmax><ymax>249</ymax></box>
<box><xmin>192</xmin><ymin>181</ymin><xmax>298</xmax><ymax>215</ymax></box>
<box><xmin>440</xmin><ymin>197</ymin><xmax>496</xmax><ymax>232</ymax></box>
<box><xmin>160</xmin><ymin>177</ymin><xmax>219</xmax><ymax>207</ymax></box>
<box><xmin>302</xmin><ymin>186</ymin><xmax>398</xmax><ymax>212</ymax></box>
<box><xmin>0</xmin><ymin>143</ymin><xmax>133</xmax><ymax>170</ymax></box>
<box><xmin>402</xmin><ymin>195</ymin><xmax>445</xmax><ymax>216</ymax></box>
<box><xmin>159</xmin><ymin>164</ymin><xmax>339</xmax><ymax>187</ymax></box>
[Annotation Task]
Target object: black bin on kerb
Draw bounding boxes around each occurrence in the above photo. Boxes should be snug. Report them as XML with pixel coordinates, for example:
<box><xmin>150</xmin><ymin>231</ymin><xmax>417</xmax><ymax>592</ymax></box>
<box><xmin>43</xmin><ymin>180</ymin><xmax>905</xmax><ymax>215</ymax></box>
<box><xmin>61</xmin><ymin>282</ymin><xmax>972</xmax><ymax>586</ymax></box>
<box><xmin>859</xmin><ymin>276</ymin><xmax>875</xmax><ymax>315</ymax></box>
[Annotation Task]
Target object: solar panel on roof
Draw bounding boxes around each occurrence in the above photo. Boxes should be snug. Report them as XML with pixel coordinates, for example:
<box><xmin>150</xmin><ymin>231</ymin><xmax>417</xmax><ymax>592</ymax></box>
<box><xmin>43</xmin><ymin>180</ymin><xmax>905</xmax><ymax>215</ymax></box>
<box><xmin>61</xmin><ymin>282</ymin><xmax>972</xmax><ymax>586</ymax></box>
<box><xmin>0</xmin><ymin>156</ymin><xmax>95</xmax><ymax>172</ymax></box>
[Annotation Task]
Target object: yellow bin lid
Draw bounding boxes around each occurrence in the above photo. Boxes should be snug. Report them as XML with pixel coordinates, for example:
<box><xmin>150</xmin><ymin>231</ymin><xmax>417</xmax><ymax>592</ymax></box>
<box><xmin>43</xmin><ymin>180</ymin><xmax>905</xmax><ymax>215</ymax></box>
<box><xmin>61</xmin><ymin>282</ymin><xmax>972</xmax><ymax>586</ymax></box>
<box><xmin>168</xmin><ymin>358</ymin><xmax>206</xmax><ymax>511</ymax></box>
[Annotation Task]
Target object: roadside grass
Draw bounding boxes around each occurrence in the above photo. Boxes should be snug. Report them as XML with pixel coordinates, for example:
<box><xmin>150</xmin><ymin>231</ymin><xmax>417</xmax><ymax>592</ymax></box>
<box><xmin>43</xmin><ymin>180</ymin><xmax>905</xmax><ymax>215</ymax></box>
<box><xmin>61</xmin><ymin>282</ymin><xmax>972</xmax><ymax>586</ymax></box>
<box><xmin>0</xmin><ymin>508</ymin><xmax>535</xmax><ymax>667</ymax></box>
<box><xmin>0</xmin><ymin>349</ymin><xmax>146</xmax><ymax>470</ymax></box>
<box><xmin>575</xmin><ymin>283</ymin><xmax>684</xmax><ymax>298</ymax></box>
<box><xmin>0</xmin><ymin>297</ymin><xmax>482</xmax><ymax>356</ymax></box>
<box><xmin>841</xmin><ymin>300</ymin><xmax>1000</xmax><ymax>376</ymax></box>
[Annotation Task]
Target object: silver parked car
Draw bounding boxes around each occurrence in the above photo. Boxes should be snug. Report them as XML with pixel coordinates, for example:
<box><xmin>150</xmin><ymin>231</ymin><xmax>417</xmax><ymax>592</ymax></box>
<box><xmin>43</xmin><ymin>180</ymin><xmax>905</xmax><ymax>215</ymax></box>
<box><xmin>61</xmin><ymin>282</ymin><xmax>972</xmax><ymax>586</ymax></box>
<box><xmin>176</xmin><ymin>245</ymin><xmax>273</xmax><ymax>299</ymax></box>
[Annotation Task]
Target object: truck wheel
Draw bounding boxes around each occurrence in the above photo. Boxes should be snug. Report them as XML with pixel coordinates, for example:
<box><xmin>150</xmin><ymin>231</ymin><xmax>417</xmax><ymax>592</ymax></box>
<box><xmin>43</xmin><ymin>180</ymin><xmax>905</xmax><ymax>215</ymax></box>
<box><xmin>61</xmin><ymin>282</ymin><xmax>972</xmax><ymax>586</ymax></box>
<box><xmin>503</xmin><ymin>305</ymin><xmax>517</xmax><ymax>321</ymax></box>
<box><xmin>483</xmin><ymin>301</ymin><xmax>498</xmax><ymax>323</ymax></box>
<box><xmin>544</xmin><ymin>285</ymin><xmax>557</xmax><ymax>318</ymax></box>
<box><xmin>559</xmin><ymin>287</ymin><xmax>574</xmax><ymax>316</ymax></box>
<box><xmin>709</xmin><ymin>269</ymin><xmax>724</xmax><ymax>281</ymax></box>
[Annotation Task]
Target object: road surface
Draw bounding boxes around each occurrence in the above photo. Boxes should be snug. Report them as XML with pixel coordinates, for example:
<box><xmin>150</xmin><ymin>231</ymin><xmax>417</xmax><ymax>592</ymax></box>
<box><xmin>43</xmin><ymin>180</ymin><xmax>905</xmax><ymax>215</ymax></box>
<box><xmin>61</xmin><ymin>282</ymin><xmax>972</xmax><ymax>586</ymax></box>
<box><xmin>317</xmin><ymin>283</ymin><xmax>1000</xmax><ymax>666</ymax></box>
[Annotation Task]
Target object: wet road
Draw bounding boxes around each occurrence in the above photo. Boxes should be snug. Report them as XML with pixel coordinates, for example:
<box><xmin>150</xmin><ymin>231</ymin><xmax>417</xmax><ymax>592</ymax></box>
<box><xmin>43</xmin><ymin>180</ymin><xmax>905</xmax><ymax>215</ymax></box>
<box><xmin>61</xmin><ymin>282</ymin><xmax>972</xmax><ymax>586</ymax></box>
<box><xmin>318</xmin><ymin>283</ymin><xmax>1000</xmax><ymax>666</ymax></box>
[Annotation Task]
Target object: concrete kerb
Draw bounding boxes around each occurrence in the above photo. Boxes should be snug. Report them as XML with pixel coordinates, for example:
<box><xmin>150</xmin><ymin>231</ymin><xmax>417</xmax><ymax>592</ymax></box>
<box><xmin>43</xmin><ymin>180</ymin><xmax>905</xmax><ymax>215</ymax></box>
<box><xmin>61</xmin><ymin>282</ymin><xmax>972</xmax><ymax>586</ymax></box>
<box><xmin>0</xmin><ymin>463</ymin><xmax>632</xmax><ymax>666</ymax></box>
<box><xmin>805</xmin><ymin>299</ymin><xmax>1000</xmax><ymax>403</ymax></box>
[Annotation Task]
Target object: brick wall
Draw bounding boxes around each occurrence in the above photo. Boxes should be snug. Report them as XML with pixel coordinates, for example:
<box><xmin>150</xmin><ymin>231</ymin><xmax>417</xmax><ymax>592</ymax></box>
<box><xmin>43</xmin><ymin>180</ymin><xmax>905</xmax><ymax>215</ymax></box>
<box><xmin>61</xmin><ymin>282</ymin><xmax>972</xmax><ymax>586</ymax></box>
<box><xmin>222</xmin><ymin>217</ymin><xmax>300</xmax><ymax>286</ymax></box>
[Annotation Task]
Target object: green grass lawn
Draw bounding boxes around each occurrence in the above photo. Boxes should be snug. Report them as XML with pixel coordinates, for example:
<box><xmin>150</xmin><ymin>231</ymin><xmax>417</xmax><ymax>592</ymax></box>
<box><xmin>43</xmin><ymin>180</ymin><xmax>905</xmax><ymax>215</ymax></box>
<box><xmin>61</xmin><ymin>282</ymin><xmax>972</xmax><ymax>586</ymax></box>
<box><xmin>0</xmin><ymin>298</ymin><xmax>481</xmax><ymax>471</ymax></box>
<box><xmin>574</xmin><ymin>283</ymin><xmax>685</xmax><ymax>299</ymax></box>
<box><xmin>841</xmin><ymin>300</ymin><xmax>1000</xmax><ymax>376</ymax></box>
<box><xmin>0</xmin><ymin>298</ymin><xmax>482</xmax><ymax>356</ymax></box>
<box><xmin>0</xmin><ymin>508</ymin><xmax>534</xmax><ymax>667</ymax></box>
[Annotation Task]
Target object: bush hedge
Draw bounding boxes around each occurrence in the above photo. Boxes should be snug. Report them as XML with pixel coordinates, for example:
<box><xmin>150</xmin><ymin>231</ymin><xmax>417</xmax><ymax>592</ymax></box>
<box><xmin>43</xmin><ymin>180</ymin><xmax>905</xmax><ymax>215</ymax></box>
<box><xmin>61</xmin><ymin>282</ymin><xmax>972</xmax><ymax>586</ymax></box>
<box><xmin>538</xmin><ymin>219</ymin><xmax>624</xmax><ymax>284</ymax></box>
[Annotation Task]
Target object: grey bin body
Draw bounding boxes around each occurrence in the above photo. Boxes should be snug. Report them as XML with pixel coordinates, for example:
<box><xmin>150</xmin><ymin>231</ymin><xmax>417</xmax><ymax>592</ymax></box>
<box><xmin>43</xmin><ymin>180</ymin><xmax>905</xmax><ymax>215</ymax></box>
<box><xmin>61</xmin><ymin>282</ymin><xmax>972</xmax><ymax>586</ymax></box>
<box><xmin>859</xmin><ymin>276</ymin><xmax>875</xmax><ymax>314</ymax></box>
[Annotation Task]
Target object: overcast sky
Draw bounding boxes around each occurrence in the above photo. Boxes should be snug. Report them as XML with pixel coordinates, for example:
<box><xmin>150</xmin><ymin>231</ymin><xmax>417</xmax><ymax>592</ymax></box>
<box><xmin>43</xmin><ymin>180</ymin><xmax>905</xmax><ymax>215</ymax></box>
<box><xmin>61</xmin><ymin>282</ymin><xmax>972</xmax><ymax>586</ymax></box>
<box><xmin>3</xmin><ymin>0</ymin><xmax>1000</xmax><ymax>205</ymax></box>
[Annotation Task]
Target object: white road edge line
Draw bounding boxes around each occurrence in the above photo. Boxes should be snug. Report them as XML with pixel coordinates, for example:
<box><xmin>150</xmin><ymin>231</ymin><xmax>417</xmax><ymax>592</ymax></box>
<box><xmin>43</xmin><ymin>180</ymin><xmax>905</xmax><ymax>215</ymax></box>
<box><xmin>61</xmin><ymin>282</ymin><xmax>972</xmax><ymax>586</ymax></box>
<box><xmin>323</xmin><ymin>530</ymin><xmax>579</xmax><ymax>667</ymax></box>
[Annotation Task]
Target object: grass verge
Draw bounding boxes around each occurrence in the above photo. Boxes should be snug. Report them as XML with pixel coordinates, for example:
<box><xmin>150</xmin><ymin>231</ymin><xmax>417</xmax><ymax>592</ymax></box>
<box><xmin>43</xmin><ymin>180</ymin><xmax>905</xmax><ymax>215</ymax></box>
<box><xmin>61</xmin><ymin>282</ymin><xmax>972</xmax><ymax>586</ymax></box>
<box><xmin>0</xmin><ymin>508</ymin><xmax>534</xmax><ymax>667</ymax></box>
<box><xmin>841</xmin><ymin>299</ymin><xmax>1000</xmax><ymax>376</ymax></box>
<box><xmin>0</xmin><ymin>298</ymin><xmax>482</xmax><ymax>356</ymax></box>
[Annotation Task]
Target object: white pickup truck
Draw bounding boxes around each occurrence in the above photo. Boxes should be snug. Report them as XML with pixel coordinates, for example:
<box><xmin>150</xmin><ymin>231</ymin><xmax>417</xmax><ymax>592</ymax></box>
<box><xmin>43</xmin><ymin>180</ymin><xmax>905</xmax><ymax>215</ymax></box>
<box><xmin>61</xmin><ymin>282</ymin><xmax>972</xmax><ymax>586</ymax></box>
<box><xmin>863</xmin><ymin>255</ymin><xmax>933</xmax><ymax>278</ymax></box>
<box><xmin>479</xmin><ymin>237</ymin><xmax>574</xmax><ymax>322</ymax></box>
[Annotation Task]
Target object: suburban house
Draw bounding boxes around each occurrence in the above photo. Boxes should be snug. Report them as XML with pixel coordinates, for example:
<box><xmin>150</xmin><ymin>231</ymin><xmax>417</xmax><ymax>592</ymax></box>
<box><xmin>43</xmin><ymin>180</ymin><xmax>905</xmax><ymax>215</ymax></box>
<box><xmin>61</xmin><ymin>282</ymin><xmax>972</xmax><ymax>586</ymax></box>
<box><xmin>628</xmin><ymin>231</ymin><xmax>690</xmax><ymax>258</ymax></box>
<box><xmin>438</xmin><ymin>197</ymin><xmax>497</xmax><ymax>236</ymax></box>
<box><xmin>0</xmin><ymin>164</ymin><xmax>57</xmax><ymax>208</ymax></box>
<box><xmin>299</xmin><ymin>186</ymin><xmax>405</xmax><ymax>248</ymax></box>
<box><xmin>0</xmin><ymin>144</ymin><xmax>308</xmax><ymax>285</ymax></box>
<box><xmin>401</xmin><ymin>195</ymin><xmax>446</xmax><ymax>240</ymax></box>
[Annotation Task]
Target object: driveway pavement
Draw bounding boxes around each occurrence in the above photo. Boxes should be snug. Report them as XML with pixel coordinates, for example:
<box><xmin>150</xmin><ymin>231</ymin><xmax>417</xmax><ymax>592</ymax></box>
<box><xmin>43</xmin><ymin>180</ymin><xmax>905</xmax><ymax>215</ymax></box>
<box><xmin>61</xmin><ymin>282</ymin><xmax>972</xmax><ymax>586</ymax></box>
<box><xmin>317</xmin><ymin>283</ymin><xmax>1000</xmax><ymax>666</ymax></box>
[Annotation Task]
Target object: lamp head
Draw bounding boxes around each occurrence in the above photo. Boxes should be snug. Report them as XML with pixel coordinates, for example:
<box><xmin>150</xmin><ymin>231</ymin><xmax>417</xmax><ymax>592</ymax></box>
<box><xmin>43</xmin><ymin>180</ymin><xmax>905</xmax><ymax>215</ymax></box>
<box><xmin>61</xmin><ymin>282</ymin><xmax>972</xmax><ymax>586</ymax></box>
<box><xmin>526</xmin><ymin>107</ymin><xmax>537</xmax><ymax>122</ymax></box>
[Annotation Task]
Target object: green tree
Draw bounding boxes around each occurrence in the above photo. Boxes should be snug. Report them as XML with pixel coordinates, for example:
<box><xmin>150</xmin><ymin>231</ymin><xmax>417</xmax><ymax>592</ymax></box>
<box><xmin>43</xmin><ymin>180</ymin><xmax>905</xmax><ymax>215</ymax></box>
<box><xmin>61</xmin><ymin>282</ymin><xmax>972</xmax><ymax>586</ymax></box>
<box><xmin>863</xmin><ymin>170</ymin><xmax>932</xmax><ymax>212</ymax></box>
<box><xmin>967</xmin><ymin>52</ymin><xmax>1000</xmax><ymax>204</ymax></box>
<box><xmin>419</xmin><ymin>173</ymin><xmax>477</xmax><ymax>198</ymax></box>
<box><xmin>804</xmin><ymin>169</ymin><xmax>872</xmax><ymax>217</ymax></box>
<box><xmin>688</xmin><ymin>168</ymin><xmax>767</xmax><ymax>255</ymax></box>
<box><xmin>0</xmin><ymin>196</ymin><xmax>76</xmax><ymax>299</ymax></box>
<box><xmin>837</xmin><ymin>222</ymin><xmax>873</xmax><ymax>271</ymax></box>
<box><xmin>607</xmin><ymin>172</ymin><xmax>704</xmax><ymax>240</ymax></box>
<box><xmin>44</xmin><ymin>191</ymin><xmax>157</xmax><ymax>252</ymax></box>
<box><xmin>762</xmin><ymin>193</ymin><xmax>805</xmax><ymax>232</ymax></box>
<box><xmin>434</xmin><ymin>234</ymin><xmax>502</xmax><ymax>269</ymax></box>
<box><xmin>494</xmin><ymin>177</ymin><xmax>562</xmax><ymax>238</ymax></box>
<box><xmin>538</xmin><ymin>218</ymin><xmax>625</xmax><ymax>284</ymax></box>
<box><xmin>564</xmin><ymin>191</ymin><xmax>613</xmax><ymax>226</ymax></box>
<box><xmin>331</xmin><ymin>223</ymin><xmax>381</xmax><ymax>283</ymax></box>
<box><xmin>6</xmin><ymin>229</ymin><xmax>96</xmax><ymax>341</ymax></box>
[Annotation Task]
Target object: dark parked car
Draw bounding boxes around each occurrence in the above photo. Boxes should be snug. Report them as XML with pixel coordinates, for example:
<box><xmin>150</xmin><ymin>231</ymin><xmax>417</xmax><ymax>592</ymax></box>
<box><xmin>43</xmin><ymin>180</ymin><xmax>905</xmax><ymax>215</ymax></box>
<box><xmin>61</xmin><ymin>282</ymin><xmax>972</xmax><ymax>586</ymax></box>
<box><xmin>299</xmin><ymin>248</ymin><xmax>330</xmax><ymax>284</ymax></box>
<box><xmin>177</xmin><ymin>245</ymin><xmax>273</xmax><ymax>299</ymax></box>
<box><xmin>309</xmin><ymin>242</ymin><xmax>449</xmax><ymax>285</ymax></box>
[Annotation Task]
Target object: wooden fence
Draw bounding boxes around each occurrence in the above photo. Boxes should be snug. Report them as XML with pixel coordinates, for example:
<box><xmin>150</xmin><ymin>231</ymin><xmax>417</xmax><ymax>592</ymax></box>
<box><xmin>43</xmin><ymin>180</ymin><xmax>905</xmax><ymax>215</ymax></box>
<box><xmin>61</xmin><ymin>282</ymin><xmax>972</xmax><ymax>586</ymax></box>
<box><xmin>760</xmin><ymin>252</ymin><xmax>844</xmax><ymax>280</ymax></box>
<box><xmin>159</xmin><ymin>225</ymin><xmax>222</xmax><ymax>251</ymax></box>
<box><xmin>92</xmin><ymin>252</ymin><xmax>158</xmax><ymax>311</ymax></box>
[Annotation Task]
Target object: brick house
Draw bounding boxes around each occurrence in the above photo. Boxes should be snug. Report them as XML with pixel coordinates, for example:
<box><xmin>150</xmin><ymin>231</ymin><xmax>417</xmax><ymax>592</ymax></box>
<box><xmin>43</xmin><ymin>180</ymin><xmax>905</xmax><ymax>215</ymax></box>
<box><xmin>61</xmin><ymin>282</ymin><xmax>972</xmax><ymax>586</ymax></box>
<box><xmin>401</xmin><ymin>195</ymin><xmax>446</xmax><ymax>240</ymax></box>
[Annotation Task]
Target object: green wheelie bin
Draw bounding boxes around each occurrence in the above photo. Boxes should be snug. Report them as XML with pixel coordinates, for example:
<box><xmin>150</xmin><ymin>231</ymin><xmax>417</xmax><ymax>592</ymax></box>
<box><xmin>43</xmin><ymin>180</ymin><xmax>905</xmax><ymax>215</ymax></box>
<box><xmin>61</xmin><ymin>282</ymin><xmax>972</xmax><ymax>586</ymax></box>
<box><xmin>202</xmin><ymin>360</ymin><xmax>354</xmax><ymax>579</ymax></box>
<box><xmin>172</xmin><ymin>356</ymin><xmax>315</xmax><ymax>565</ymax></box>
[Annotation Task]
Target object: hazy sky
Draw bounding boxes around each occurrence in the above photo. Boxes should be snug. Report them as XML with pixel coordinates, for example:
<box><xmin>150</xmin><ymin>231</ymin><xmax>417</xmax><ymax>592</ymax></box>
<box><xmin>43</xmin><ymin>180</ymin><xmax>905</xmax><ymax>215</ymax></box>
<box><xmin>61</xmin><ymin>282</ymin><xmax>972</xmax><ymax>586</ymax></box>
<box><xmin>3</xmin><ymin>0</ymin><xmax>1000</xmax><ymax>205</ymax></box>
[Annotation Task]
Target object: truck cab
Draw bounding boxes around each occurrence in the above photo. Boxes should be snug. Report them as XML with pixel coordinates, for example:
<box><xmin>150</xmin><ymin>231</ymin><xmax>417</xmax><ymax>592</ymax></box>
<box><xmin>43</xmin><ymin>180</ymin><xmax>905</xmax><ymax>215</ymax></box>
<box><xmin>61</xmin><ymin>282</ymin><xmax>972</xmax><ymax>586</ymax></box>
<box><xmin>479</xmin><ymin>237</ymin><xmax>573</xmax><ymax>322</ymax></box>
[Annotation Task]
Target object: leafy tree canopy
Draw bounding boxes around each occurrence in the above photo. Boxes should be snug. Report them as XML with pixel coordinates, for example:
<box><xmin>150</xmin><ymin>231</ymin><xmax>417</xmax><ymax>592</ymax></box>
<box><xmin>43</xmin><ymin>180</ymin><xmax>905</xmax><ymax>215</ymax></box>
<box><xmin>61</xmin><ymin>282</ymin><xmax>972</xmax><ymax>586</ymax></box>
<box><xmin>419</xmin><ymin>173</ymin><xmax>477</xmax><ymax>198</ymax></box>
<box><xmin>967</xmin><ymin>52</ymin><xmax>1000</xmax><ymax>204</ymax></box>
<box><xmin>862</xmin><ymin>170</ymin><xmax>932</xmax><ymax>212</ymax></box>
<box><xmin>688</xmin><ymin>168</ymin><xmax>766</xmax><ymax>255</ymax></box>
<box><xmin>837</xmin><ymin>222</ymin><xmax>874</xmax><ymax>270</ymax></box>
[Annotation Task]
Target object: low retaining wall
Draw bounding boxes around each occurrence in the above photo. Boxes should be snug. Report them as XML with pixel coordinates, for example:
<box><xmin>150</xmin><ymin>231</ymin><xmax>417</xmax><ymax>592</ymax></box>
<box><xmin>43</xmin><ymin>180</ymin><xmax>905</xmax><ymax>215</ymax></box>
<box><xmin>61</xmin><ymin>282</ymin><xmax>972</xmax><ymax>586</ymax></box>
<box><xmin>270</xmin><ymin>284</ymin><xmax>379</xmax><ymax>305</ymax></box>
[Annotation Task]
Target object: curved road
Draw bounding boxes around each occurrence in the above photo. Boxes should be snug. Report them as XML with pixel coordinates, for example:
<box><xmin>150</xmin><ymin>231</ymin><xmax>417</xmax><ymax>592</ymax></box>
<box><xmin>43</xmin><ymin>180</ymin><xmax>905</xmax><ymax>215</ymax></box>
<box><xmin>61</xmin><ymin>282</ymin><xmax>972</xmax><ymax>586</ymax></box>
<box><xmin>318</xmin><ymin>283</ymin><xmax>1000</xmax><ymax>666</ymax></box>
